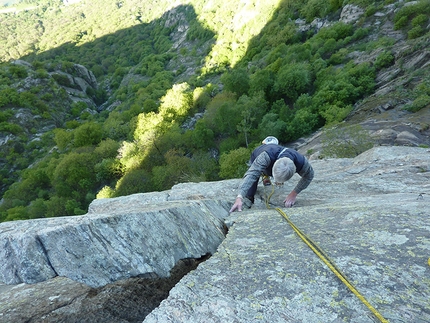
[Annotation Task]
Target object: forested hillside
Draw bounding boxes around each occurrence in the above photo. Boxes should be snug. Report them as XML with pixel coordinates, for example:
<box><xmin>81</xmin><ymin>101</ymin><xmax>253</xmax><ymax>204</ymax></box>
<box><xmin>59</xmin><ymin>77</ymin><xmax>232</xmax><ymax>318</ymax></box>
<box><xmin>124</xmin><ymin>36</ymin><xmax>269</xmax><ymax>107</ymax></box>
<box><xmin>0</xmin><ymin>0</ymin><xmax>429</xmax><ymax>222</ymax></box>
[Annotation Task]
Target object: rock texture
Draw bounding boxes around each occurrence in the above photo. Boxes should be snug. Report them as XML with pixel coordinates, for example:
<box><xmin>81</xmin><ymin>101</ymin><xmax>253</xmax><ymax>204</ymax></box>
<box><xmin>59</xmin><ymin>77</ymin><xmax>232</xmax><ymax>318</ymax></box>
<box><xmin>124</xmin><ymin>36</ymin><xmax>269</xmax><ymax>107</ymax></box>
<box><xmin>143</xmin><ymin>146</ymin><xmax>430</xmax><ymax>323</ymax></box>
<box><xmin>0</xmin><ymin>199</ymin><xmax>229</xmax><ymax>287</ymax></box>
<box><xmin>1</xmin><ymin>146</ymin><xmax>430</xmax><ymax>323</ymax></box>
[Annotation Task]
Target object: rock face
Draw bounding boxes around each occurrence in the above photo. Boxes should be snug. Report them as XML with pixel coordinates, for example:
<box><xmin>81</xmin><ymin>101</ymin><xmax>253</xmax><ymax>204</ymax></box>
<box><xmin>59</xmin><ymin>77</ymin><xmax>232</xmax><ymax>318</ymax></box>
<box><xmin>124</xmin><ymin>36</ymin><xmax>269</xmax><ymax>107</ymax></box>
<box><xmin>340</xmin><ymin>4</ymin><xmax>364</xmax><ymax>24</ymax></box>
<box><xmin>1</xmin><ymin>146</ymin><xmax>430</xmax><ymax>322</ymax></box>
<box><xmin>0</xmin><ymin>199</ymin><xmax>229</xmax><ymax>287</ymax></box>
<box><xmin>143</xmin><ymin>146</ymin><xmax>430</xmax><ymax>323</ymax></box>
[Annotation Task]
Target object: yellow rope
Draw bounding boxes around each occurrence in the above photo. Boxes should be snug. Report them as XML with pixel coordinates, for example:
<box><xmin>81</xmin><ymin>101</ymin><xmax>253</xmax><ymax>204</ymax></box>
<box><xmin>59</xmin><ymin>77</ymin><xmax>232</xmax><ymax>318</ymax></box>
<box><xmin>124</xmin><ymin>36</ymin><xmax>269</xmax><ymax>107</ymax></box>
<box><xmin>264</xmin><ymin>185</ymin><xmax>389</xmax><ymax>323</ymax></box>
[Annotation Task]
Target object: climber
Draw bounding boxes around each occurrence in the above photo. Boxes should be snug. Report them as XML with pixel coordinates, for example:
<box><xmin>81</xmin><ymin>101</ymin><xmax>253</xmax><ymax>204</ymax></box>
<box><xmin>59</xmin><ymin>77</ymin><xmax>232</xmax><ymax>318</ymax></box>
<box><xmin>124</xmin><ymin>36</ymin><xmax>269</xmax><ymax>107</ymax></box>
<box><xmin>229</xmin><ymin>136</ymin><xmax>314</xmax><ymax>212</ymax></box>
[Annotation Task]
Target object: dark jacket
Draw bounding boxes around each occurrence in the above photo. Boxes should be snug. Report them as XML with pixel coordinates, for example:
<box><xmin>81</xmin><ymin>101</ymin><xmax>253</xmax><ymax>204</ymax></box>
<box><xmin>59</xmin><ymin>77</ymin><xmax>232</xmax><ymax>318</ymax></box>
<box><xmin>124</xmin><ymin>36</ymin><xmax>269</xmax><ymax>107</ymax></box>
<box><xmin>250</xmin><ymin>144</ymin><xmax>306</xmax><ymax>175</ymax></box>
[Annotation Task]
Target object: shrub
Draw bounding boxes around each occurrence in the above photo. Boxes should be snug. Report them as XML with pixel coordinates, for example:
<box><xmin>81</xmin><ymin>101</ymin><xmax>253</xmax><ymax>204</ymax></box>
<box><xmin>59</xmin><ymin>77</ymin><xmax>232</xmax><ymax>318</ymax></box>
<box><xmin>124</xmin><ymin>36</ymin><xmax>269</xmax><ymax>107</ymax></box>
<box><xmin>405</xmin><ymin>95</ymin><xmax>430</xmax><ymax>112</ymax></box>
<box><xmin>35</xmin><ymin>69</ymin><xmax>49</xmax><ymax>78</ymax></box>
<box><xmin>0</xmin><ymin>88</ymin><xmax>19</xmax><ymax>107</ymax></box>
<box><xmin>143</xmin><ymin>98</ymin><xmax>158</xmax><ymax>113</ymax></box>
<box><xmin>352</xmin><ymin>27</ymin><xmax>370</xmax><ymax>41</ymax></box>
<box><xmin>218</xmin><ymin>137</ymin><xmax>241</xmax><ymax>154</ymax></box>
<box><xmin>189</xmin><ymin>152</ymin><xmax>219</xmax><ymax>182</ymax></box>
<box><xmin>73</xmin><ymin>122</ymin><xmax>103</xmax><ymax>147</ymax></box>
<box><xmin>316</xmin><ymin>22</ymin><xmax>354</xmax><ymax>41</ymax></box>
<box><xmin>96</xmin><ymin>186</ymin><xmax>115</xmax><ymax>199</ymax></box>
<box><xmin>328</xmin><ymin>48</ymin><xmax>348</xmax><ymax>65</ymax></box>
<box><xmin>114</xmin><ymin>168</ymin><xmax>152</xmax><ymax>196</ymax></box>
<box><xmin>374</xmin><ymin>51</ymin><xmax>395</xmax><ymax>70</ymax></box>
<box><xmin>319</xmin><ymin>104</ymin><xmax>353</xmax><ymax>125</ymax></box>
<box><xmin>408</xmin><ymin>26</ymin><xmax>425</xmax><ymax>39</ymax></box>
<box><xmin>273</xmin><ymin>63</ymin><xmax>311</xmax><ymax>102</ymax></box>
<box><xmin>219</xmin><ymin>147</ymin><xmax>251</xmax><ymax>179</ymax></box>
<box><xmin>258</xmin><ymin>113</ymin><xmax>287</xmax><ymax>142</ymax></box>
<box><xmin>394</xmin><ymin>0</ymin><xmax>430</xmax><ymax>33</ymax></box>
<box><xmin>95</xmin><ymin>139</ymin><xmax>121</xmax><ymax>158</ymax></box>
<box><xmin>65</xmin><ymin>199</ymin><xmax>82</xmax><ymax>215</ymax></box>
<box><xmin>9</xmin><ymin>65</ymin><xmax>28</xmax><ymax>78</ymax></box>
<box><xmin>300</xmin><ymin>0</ymin><xmax>330</xmax><ymax>22</ymax></box>
<box><xmin>365</xmin><ymin>5</ymin><xmax>377</xmax><ymax>17</ymax></box>
<box><xmin>95</xmin><ymin>158</ymin><xmax>123</xmax><ymax>182</ymax></box>
<box><xmin>52</xmin><ymin>73</ymin><xmax>74</xmax><ymax>87</ymax></box>
<box><xmin>27</xmin><ymin>198</ymin><xmax>48</xmax><ymax>219</ymax></box>
<box><xmin>191</xmin><ymin>120</ymin><xmax>215</xmax><ymax>150</ymax></box>
<box><xmin>186</xmin><ymin>20</ymin><xmax>214</xmax><ymax>42</ymax></box>
<box><xmin>204</xmin><ymin>92</ymin><xmax>240</xmax><ymax>137</ymax></box>
<box><xmin>286</xmin><ymin>107</ymin><xmax>320</xmax><ymax>140</ymax></box>
<box><xmin>4</xmin><ymin>206</ymin><xmax>28</xmax><ymax>222</ymax></box>
<box><xmin>0</xmin><ymin>122</ymin><xmax>23</xmax><ymax>135</ymax></box>
<box><xmin>221</xmin><ymin>68</ymin><xmax>250</xmax><ymax>98</ymax></box>
<box><xmin>54</xmin><ymin>128</ymin><xmax>73</xmax><ymax>150</ymax></box>
<box><xmin>249</xmin><ymin>69</ymin><xmax>275</xmax><ymax>97</ymax></box>
<box><xmin>394</xmin><ymin>16</ymin><xmax>408</xmax><ymax>30</ymax></box>
<box><xmin>52</xmin><ymin>152</ymin><xmax>97</xmax><ymax>200</ymax></box>
<box><xmin>412</xmin><ymin>14</ymin><xmax>429</xmax><ymax>28</ymax></box>
<box><xmin>152</xmin><ymin>149</ymin><xmax>194</xmax><ymax>191</ymax></box>
<box><xmin>70</xmin><ymin>101</ymin><xmax>88</xmax><ymax>117</ymax></box>
<box><xmin>45</xmin><ymin>196</ymin><xmax>67</xmax><ymax>218</ymax></box>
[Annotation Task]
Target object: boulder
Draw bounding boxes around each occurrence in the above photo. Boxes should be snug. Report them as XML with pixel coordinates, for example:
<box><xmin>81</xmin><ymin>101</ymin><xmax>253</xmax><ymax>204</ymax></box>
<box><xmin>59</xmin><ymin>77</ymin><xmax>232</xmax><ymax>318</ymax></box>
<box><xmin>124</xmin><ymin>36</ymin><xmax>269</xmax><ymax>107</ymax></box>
<box><xmin>0</xmin><ymin>200</ymin><xmax>230</xmax><ymax>287</ymax></box>
<box><xmin>371</xmin><ymin>128</ymin><xmax>398</xmax><ymax>145</ymax></box>
<box><xmin>395</xmin><ymin>130</ymin><xmax>421</xmax><ymax>146</ymax></box>
<box><xmin>73</xmin><ymin>64</ymin><xmax>98</xmax><ymax>89</ymax></box>
<box><xmin>340</xmin><ymin>4</ymin><xmax>364</xmax><ymax>24</ymax></box>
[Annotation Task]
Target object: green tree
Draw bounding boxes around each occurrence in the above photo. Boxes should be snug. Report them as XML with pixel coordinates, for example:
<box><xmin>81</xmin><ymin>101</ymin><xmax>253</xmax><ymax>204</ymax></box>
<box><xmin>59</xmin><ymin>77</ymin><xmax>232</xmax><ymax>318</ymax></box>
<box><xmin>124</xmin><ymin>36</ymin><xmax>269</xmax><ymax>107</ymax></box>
<box><xmin>249</xmin><ymin>69</ymin><xmax>275</xmax><ymax>99</ymax></box>
<box><xmin>112</xmin><ymin>168</ymin><xmax>152</xmax><ymax>197</ymax></box>
<box><xmin>151</xmin><ymin>149</ymin><xmax>194</xmax><ymax>191</ymax></box>
<box><xmin>4</xmin><ymin>206</ymin><xmax>28</xmax><ymax>222</ymax></box>
<box><xmin>52</xmin><ymin>152</ymin><xmax>97</xmax><ymax>201</ymax></box>
<box><xmin>94</xmin><ymin>138</ymin><xmax>121</xmax><ymax>158</ymax></box>
<box><xmin>219</xmin><ymin>147</ymin><xmax>251</xmax><ymax>179</ymax></box>
<box><xmin>273</xmin><ymin>63</ymin><xmax>311</xmax><ymax>103</ymax></box>
<box><xmin>257</xmin><ymin>112</ymin><xmax>287</xmax><ymax>141</ymax></box>
<box><xmin>74</xmin><ymin>122</ymin><xmax>103</xmax><ymax>147</ymax></box>
<box><xmin>54</xmin><ymin>128</ymin><xmax>73</xmax><ymax>151</ymax></box>
<box><xmin>45</xmin><ymin>196</ymin><xmax>68</xmax><ymax>218</ymax></box>
<box><xmin>189</xmin><ymin>119</ymin><xmax>215</xmax><ymax>150</ymax></box>
<box><xmin>204</xmin><ymin>92</ymin><xmax>240</xmax><ymax>137</ymax></box>
<box><xmin>221</xmin><ymin>68</ymin><xmax>250</xmax><ymax>98</ymax></box>
<box><xmin>236</xmin><ymin>93</ymin><xmax>268</xmax><ymax>146</ymax></box>
<box><xmin>27</xmin><ymin>198</ymin><xmax>48</xmax><ymax>219</ymax></box>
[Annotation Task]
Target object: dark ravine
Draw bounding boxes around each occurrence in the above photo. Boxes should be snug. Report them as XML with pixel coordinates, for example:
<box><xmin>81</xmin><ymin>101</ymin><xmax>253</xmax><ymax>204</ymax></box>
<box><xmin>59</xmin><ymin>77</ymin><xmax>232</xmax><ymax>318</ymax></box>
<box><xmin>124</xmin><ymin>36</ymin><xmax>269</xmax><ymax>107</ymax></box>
<box><xmin>0</xmin><ymin>258</ymin><xmax>205</xmax><ymax>323</ymax></box>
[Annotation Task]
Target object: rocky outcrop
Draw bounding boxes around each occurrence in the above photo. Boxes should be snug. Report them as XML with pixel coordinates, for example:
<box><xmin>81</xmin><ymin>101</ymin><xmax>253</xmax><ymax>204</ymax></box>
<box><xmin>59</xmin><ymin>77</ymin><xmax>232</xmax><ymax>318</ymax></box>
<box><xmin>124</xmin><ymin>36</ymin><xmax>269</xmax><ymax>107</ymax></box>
<box><xmin>1</xmin><ymin>146</ymin><xmax>429</xmax><ymax>322</ymax></box>
<box><xmin>0</xmin><ymin>199</ymin><xmax>229</xmax><ymax>287</ymax></box>
<box><xmin>73</xmin><ymin>63</ymin><xmax>98</xmax><ymax>89</ymax></box>
<box><xmin>339</xmin><ymin>4</ymin><xmax>364</xmax><ymax>24</ymax></box>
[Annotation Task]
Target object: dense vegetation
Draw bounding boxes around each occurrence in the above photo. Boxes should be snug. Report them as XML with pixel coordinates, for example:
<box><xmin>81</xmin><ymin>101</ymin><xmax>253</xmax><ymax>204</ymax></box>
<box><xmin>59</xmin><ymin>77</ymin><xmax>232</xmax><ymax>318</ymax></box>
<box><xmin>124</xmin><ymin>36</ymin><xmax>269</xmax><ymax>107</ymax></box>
<box><xmin>0</xmin><ymin>0</ymin><xmax>429</xmax><ymax>221</ymax></box>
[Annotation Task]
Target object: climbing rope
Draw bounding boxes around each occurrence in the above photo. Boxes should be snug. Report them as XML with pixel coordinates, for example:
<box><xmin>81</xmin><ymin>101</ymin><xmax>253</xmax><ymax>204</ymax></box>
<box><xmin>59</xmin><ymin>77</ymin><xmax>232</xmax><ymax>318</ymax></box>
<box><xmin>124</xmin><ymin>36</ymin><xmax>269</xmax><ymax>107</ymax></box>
<box><xmin>263</xmin><ymin>184</ymin><xmax>389</xmax><ymax>323</ymax></box>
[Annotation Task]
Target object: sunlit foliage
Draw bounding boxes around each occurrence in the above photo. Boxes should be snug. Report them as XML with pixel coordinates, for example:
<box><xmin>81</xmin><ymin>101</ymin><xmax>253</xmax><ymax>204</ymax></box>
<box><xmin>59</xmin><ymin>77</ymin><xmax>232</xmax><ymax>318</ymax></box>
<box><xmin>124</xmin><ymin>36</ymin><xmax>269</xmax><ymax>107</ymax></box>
<box><xmin>1</xmin><ymin>0</ymin><xmax>425</xmax><ymax>221</ymax></box>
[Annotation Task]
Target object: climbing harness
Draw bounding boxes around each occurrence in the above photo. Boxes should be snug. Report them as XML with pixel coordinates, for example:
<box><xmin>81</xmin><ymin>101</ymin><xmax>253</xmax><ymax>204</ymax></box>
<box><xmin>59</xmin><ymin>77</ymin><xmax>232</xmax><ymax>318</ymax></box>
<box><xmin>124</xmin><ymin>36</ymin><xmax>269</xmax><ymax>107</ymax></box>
<box><xmin>263</xmin><ymin>184</ymin><xmax>389</xmax><ymax>323</ymax></box>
